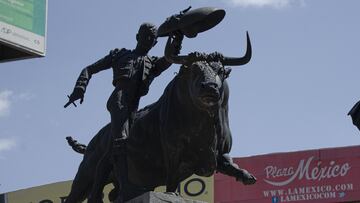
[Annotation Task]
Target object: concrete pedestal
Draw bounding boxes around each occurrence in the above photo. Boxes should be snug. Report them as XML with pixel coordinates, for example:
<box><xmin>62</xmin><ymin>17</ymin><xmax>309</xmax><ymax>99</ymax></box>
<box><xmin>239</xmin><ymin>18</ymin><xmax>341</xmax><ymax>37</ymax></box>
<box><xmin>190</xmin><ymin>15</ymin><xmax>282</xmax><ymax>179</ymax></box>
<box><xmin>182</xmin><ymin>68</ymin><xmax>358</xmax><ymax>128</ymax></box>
<box><xmin>126</xmin><ymin>191</ymin><xmax>207</xmax><ymax>203</ymax></box>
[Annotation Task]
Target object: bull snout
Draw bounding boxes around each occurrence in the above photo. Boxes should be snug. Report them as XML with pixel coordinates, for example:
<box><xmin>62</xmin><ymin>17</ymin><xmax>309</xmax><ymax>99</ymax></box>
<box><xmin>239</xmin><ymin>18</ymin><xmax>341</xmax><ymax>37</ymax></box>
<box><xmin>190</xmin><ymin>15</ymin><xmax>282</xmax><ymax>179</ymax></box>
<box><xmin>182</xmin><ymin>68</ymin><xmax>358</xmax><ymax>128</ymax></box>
<box><xmin>201</xmin><ymin>81</ymin><xmax>218</xmax><ymax>90</ymax></box>
<box><xmin>201</xmin><ymin>82</ymin><xmax>220</xmax><ymax>96</ymax></box>
<box><xmin>199</xmin><ymin>82</ymin><xmax>220</xmax><ymax>106</ymax></box>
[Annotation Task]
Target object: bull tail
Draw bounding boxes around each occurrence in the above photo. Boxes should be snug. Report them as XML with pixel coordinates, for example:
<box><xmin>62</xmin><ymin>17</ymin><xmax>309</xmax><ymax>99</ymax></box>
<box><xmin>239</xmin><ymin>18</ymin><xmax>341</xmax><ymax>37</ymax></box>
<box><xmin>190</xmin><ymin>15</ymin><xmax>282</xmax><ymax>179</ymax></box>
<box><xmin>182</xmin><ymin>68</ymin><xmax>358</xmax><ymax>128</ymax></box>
<box><xmin>66</xmin><ymin>136</ymin><xmax>87</xmax><ymax>154</ymax></box>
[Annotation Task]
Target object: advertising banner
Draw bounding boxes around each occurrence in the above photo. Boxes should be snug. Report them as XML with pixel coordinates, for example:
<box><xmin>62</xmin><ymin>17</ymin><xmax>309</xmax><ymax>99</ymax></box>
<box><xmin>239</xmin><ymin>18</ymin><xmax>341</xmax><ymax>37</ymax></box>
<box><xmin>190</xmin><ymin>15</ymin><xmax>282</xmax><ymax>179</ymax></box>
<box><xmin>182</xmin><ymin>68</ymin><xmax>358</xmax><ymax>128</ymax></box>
<box><xmin>0</xmin><ymin>0</ymin><xmax>47</xmax><ymax>58</ymax></box>
<box><xmin>215</xmin><ymin>145</ymin><xmax>360</xmax><ymax>203</ymax></box>
<box><xmin>0</xmin><ymin>175</ymin><xmax>213</xmax><ymax>203</ymax></box>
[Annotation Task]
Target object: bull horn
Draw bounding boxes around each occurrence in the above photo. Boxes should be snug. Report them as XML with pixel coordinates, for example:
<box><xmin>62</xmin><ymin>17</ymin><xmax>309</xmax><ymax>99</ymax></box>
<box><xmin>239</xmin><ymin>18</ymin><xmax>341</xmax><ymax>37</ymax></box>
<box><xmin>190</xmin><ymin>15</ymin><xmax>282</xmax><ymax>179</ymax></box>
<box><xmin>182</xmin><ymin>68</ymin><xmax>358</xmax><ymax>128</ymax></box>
<box><xmin>222</xmin><ymin>31</ymin><xmax>252</xmax><ymax>66</ymax></box>
<box><xmin>164</xmin><ymin>36</ymin><xmax>189</xmax><ymax>65</ymax></box>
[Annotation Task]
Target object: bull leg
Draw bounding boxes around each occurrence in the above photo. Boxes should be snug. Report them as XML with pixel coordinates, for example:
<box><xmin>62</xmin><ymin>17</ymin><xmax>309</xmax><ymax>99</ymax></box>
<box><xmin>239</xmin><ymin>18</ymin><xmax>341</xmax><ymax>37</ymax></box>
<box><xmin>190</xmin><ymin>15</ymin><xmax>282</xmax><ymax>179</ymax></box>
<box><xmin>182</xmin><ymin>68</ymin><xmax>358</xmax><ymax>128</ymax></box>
<box><xmin>65</xmin><ymin>148</ymin><xmax>102</xmax><ymax>203</ymax></box>
<box><xmin>165</xmin><ymin>151</ymin><xmax>181</xmax><ymax>192</ymax></box>
<box><xmin>108</xmin><ymin>181</ymin><xmax>119</xmax><ymax>202</ymax></box>
<box><xmin>65</xmin><ymin>184</ymin><xmax>89</xmax><ymax>203</ymax></box>
<box><xmin>64</xmin><ymin>165</ymin><xmax>91</xmax><ymax>203</ymax></box>
<box><xmin>111</xmin><ymin>144</ymin><xmax>127</xmax><ymax>203</ymax></box>
<box><xmin>217</xmin><ymin>154</ymin><xmax>256</xmax><ymax>185</ymax></box>
<box><xmin>166</xmin><ymin>167</ymin><xmax>179</xmax><ymax>192</ymax></box>
<box><xmin>166</xmin><ymin>177</ymin><xmax>179</xmax><ymax>193</ymax></box>
<box><xmin>87</xmin><ymin>152</ymin><xmax>112</xmax><ymax>203</ymax></box>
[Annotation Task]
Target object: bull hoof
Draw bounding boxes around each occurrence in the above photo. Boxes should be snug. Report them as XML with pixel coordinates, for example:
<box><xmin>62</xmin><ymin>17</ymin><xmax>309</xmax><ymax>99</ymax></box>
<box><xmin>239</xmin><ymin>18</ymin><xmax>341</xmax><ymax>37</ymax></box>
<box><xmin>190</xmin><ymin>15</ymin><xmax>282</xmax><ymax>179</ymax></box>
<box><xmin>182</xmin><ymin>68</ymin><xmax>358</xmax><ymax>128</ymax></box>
<box><xmin>236</xmin><ymin>169</ymin><xmax>256</xmax><ymax>185</ymax></box>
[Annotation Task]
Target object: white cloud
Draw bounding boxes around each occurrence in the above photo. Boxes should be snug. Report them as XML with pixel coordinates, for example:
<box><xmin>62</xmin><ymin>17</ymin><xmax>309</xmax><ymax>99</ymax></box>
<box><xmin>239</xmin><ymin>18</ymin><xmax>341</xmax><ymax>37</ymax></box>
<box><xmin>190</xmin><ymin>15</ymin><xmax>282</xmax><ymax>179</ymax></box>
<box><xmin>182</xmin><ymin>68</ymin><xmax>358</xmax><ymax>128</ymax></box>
<box><xmin>0</xmin><ymin>90</ymin><xmax>35</xmax><ymax>117</ymax></box>
<box><xmin>15</xmin><ymin>92</ymin><xmax>35</xmax><ymax>101</ymax></box>
<box><xmin>0</xmin><ymin>90</ymin><xmax>13</xmax><ymax>117</ymax></box>
<box><xmin>0</xmin><ymin>138</ymin><xmax>17</xmax><ymax>152</ymax></box>
<box><xmin>226</xmin><ymin>0</ymin><xmax>305</xmax><ymax>8</ymax></box>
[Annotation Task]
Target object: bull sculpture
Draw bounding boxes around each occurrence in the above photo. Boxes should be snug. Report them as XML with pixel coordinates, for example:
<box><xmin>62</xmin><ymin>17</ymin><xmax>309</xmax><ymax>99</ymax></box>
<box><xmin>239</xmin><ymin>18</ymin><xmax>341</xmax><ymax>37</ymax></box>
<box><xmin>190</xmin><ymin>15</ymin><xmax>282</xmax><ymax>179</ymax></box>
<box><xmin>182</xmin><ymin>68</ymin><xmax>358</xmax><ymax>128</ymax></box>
<box><xmin>65</xmin><ymin>32</ymin><xmax>256</xmax><ymax>203</ymax></box>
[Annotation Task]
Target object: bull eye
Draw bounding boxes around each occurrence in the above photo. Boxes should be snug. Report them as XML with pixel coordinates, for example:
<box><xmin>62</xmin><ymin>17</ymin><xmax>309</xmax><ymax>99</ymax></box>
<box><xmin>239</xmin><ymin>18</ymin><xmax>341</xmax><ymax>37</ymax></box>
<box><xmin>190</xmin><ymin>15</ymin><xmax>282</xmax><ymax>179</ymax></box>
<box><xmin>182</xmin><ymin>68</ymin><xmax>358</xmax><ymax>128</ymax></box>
<box><xmin>197</xmin><ymin>64</ymin><xmax>204</xmax><ymax>71</ymax></box>
<box><xmin>217</xmin><ymin>68</ymin><xmax>223</xmax><ymax>74</ymax></box>
<box><xmin>192</xmin><ymin>65</ymin><xmax>203</xmax><ymax>75</ymax></box>
<box><xmin>217</xmin><ymin>69</ymin><xmax>224</xmax><ymax>79</ymax></box>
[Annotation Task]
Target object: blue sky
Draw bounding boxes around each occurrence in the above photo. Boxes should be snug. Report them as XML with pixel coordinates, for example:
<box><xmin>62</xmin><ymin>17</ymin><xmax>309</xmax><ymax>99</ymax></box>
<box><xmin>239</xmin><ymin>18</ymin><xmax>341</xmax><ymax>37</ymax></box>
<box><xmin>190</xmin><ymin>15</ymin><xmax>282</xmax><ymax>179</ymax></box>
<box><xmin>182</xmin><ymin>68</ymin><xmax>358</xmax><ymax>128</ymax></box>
<box><xmin>1</xmin><ymin>0</ymin><xmax>360</xmax><ymax>193</ymax></box>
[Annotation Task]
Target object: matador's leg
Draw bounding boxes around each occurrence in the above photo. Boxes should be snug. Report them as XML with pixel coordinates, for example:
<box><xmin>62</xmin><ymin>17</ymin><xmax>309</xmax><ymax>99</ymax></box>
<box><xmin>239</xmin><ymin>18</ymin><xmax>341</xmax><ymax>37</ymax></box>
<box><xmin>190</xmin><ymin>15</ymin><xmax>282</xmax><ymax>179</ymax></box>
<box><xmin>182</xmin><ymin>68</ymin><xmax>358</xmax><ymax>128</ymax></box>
<box><xmin>88</xmin><ymin>89</ymin><xmax>130</xmax><ymax>203</ymax></box>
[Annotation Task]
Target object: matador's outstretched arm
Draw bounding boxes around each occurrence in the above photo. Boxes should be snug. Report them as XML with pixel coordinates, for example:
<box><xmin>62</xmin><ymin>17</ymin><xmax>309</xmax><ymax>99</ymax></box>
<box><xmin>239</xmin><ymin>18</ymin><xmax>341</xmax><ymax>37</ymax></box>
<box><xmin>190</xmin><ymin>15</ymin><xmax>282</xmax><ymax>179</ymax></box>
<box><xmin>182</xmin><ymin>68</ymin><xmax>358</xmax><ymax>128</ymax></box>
<box><xmin>64</xmin><ymin>52</ymin><xmax>114</xmax><ymax>108</ymax></box>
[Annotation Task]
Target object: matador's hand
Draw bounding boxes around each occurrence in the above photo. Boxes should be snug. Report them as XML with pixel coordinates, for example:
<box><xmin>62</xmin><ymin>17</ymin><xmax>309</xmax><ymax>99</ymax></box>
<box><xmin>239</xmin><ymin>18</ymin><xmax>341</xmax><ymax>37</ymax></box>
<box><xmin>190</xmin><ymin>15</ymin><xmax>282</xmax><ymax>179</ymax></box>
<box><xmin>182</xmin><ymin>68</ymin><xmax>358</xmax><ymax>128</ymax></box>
<box><xmin>64</xmin><ymin>88</ymin><xmax>84</xmax><ymax>108</ymax></box>
<box><xmin>171</xmin><ymin>31</ymin><xmax>184</xmax><ymax>55</ymax></box>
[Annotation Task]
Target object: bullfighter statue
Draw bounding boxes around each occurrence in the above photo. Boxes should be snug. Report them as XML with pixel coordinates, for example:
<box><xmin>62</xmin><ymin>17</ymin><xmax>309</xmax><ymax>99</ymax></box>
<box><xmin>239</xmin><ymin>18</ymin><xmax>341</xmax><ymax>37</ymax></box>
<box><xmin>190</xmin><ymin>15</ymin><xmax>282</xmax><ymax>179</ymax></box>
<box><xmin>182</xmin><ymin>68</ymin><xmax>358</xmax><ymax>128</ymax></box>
<box><xmin>64</xmin><ymin>7</ymin><xmax>256</xmax><ymax>203</ymax></box>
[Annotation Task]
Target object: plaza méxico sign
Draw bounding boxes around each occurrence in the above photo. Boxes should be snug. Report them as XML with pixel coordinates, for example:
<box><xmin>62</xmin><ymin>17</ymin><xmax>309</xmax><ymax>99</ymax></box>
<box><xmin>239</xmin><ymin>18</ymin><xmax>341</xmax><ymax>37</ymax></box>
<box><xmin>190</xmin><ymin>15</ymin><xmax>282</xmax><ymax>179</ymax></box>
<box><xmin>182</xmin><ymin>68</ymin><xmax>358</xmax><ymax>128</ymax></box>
<box><xmin>264</xmin><ymin>156</ymin><xmax>351</xmax><ymax>187</ymax></box>
<box><xmin>214</xmin><ymin>145</ymin><xmax>360</xmax><ymax>203</ymax></box>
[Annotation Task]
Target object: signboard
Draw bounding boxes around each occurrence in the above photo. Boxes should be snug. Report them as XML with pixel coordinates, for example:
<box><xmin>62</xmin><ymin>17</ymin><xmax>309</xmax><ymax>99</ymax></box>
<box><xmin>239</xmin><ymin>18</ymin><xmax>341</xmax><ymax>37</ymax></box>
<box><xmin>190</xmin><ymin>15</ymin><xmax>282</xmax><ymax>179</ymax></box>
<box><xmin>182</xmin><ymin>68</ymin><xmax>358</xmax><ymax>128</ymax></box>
<box><xmin>1</xmin><ymin>145</ymin><xmax>359</xmax><ymax>203</ymax></box>
<box><xmin>0</xmin><ymin>0</ymin><xmax>47</xmax><ymax>62</ymax></box>
<box><xmin>0</xmin><ymin>181</ymin><xmax>74</xmax><ymax>203</ymax></box>
<box><xmin>0</xmin><ymin>175</ymin><xmax>213</xmax><ymax>203</ymax></box>
<box><xmin>215</xmin><ymin>145</ymin><xmax>360</xmax><ymax>203</ymax></box>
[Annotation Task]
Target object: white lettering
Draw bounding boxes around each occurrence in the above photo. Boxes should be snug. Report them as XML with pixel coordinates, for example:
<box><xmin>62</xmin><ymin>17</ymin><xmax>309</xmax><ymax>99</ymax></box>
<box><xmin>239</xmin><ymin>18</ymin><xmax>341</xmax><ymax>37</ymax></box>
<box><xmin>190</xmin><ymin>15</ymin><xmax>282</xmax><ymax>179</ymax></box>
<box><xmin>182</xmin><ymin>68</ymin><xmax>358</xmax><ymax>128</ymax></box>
<box><xmin>264</xmin><ymin>156</ymin><xmax>351</xmax><ymax>186</ymax></box>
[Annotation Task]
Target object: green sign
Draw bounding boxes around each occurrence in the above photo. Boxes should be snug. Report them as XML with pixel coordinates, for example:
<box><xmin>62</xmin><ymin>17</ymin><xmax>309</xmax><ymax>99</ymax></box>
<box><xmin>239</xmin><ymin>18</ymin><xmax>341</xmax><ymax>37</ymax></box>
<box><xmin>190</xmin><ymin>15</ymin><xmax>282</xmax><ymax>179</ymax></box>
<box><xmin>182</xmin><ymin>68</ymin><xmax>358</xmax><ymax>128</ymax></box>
<box><xmin>0</xmin><ymin>0</ymin><xmax>46</xmax><ymax>36</ymax></box>
<box><xmin>0</xmin><ymin>0</ymin><xmax>47</xmax><ymax>58</ymax></box>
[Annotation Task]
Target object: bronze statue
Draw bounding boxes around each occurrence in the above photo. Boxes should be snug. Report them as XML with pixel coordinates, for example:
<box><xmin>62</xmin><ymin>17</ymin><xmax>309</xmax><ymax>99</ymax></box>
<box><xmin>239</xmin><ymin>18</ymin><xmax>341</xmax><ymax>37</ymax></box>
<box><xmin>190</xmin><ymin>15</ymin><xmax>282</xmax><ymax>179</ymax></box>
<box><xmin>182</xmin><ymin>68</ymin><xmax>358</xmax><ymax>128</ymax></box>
<box><xmin>65</xmin><ymin>38</ymin><xmax>256</xmax><ymax>203</ymax></box>
<box><xmin>64</xmin><ymin>23</ymin><xmax>183</xmax><ymax>203</ymax></box>
<box><xmin>65</xmin><ymin>7</ymin><xmax>256</xmax><ymax>203</ymax></box>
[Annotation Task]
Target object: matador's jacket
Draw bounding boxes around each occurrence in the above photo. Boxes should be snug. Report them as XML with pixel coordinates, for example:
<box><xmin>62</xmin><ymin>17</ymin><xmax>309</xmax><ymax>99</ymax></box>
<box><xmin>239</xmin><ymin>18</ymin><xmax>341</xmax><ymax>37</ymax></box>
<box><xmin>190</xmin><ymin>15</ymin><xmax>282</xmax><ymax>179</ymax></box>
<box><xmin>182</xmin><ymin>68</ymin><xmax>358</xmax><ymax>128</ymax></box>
<box><xmin>73</xmin><ymin>48</ymin><xmax>172</xmax><ymax>139</ymax></box>
<box><xmin>75</xmin><ymin>48</ymin><xmax>171</xmax><ymax>99</ymax></box>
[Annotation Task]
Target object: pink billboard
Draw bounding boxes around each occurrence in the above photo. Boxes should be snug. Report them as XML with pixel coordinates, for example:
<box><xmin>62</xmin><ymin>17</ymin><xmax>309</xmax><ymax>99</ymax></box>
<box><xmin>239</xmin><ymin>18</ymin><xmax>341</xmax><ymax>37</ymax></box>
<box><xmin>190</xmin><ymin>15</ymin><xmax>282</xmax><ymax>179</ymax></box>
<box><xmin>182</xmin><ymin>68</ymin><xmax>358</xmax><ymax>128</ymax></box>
<box><xmin>215</xmin><ymin>145</ymin><xmax>360</xmax><ymax>203</ymax></box>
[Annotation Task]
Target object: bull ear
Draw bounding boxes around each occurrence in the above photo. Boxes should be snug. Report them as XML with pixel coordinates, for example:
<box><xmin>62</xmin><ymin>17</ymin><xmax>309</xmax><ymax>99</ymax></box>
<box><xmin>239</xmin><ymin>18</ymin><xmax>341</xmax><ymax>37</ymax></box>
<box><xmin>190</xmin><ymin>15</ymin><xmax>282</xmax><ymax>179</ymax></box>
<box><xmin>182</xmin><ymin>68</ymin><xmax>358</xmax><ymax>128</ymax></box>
<box><xmin>222</xmin><ymin>31</ymin><xmax>252</xmax><ymax>66</ymax></box>
<box><xmin>224</xmin><ymin>67</ymin><xmax>232</xmax><ymax>78</ymax></box>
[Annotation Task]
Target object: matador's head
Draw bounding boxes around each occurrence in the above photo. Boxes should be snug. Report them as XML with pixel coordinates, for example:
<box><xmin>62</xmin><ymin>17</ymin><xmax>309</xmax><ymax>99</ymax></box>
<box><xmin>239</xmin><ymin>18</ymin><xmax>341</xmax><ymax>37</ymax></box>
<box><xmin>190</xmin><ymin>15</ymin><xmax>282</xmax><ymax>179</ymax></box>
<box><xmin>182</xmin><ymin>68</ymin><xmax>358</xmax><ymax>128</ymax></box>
<box><xmin>135</xmin><ymin>23</ymin><xmax>158</xmax><ymax>55</ymax></box>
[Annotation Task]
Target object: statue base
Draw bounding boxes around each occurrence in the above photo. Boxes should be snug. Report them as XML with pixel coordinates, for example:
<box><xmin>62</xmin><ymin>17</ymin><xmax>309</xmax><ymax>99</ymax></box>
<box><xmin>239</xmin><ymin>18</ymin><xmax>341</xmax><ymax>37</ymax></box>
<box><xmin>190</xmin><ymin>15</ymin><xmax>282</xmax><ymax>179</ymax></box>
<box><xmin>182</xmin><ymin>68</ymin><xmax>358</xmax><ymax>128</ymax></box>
<box><xmin>126</xmin><ymin>191</ymin><xmax>207</xmax><ymax>203</ymax></box>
